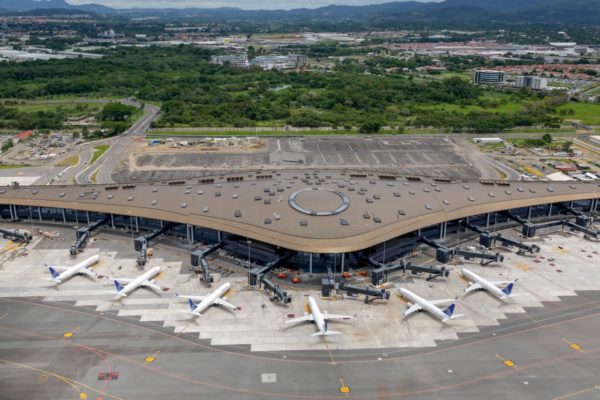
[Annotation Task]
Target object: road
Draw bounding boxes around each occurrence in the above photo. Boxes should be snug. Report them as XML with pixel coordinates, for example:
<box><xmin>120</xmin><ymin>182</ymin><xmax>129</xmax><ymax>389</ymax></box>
<box><xmin>76</xmin><ymin>103</ymin><xmax>160</xmax><ymax>184</ymax></box>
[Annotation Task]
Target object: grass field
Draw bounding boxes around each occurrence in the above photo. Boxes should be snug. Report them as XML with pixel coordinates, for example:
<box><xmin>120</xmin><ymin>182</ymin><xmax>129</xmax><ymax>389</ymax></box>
<box><xmin>0</xmin><ymin>164</ymin><xmax>31</xmax><ymax>169</ymax></box>
<box><xmin>90</xmin><ymin>145</ymin><xmax>109</xmax><ymax>164</ymax></box>
<box><xmin>555</xmin><ymin>103</ymin><xmax>600</xmax><ymax>125</ymax></box>
<box><xmin>1</xmin><ymin>99</ymin><xmax>103</xmax><ymax>119</ymax></box>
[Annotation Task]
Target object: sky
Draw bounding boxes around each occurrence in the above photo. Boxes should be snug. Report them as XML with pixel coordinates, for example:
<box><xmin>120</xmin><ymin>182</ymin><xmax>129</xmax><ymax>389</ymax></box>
<box><xmin>67</xmin><ymin>0</ymin><xmax>438</xmax><ymax>10</ymax></box>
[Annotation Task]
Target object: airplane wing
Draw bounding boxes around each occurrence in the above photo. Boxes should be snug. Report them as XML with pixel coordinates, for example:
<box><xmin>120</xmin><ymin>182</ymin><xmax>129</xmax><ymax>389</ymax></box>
<box><xmin>285</xmin><ymin>314</ymin><xmax>314</xmax><ymax>324</ymax></box>
<box><xmin>142</xmin><ymin>280</ymin><xmax>163</xmax><ymax>294</ymax></box>
<box><xmin>465</xmin><ymin>283</ymin><xmax>483</xmax><ymax>293</ymax></box>
<box><xmin>80</xmin><ymin>268</ymin><xmax>98</xmax><ymax>280</ymax></box>
<box><xmin>429</xmin><ymin>299</ymin><xmax>456</xmax><ymax>306</ymax></box>
<box><xmin>404</xmin><ymin>304</ymin><xmax>423</xmax><ymax>316</ymax></box>
<box><xmin>104</xmin><ymin>277</ymin><xmax>134</xmax><ymax>284</ymax></box>
<box><xmin>214</xmin><ymin>298</ymin><xmax>237</xmax><ymax>311</ymax></box>
<box><xmin>321</xmin><ymin>313</ymin><xmax>354</xmax><ymax>320</ymax></box>
<box><xmin>491</xmin><ymin>281</ymin><xmax>514</xmax><ymax>286</ymax></box>
<box><xmin>176</xmin><ymin>294</ymin><xmax>206</xmax><ymax>302</ymax></box>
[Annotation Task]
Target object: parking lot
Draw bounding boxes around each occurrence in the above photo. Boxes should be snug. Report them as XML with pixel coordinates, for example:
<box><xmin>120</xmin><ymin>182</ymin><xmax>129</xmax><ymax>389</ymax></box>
<box><xmin>125</xmin><ymin>136</ymin><xmax>482</xmax><ymax>181</ymax></box>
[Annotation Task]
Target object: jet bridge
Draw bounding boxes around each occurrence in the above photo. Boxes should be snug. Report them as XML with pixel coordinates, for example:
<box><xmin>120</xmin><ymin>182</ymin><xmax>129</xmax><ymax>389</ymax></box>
<box><xmin>337</xmin><ymin>282</ymin><xmax>390</xmax><ymax>303</ymax></box>
<box><xmin>420</xmin><ymin>236</ymin><xmax>504</xmax><ymax>265</ymax></box>
<box><xmin>259</xmin><ymin>277</ymin><xmax>292</xmax><ymax>304</ymax></box>
<box><xmin>503</xmin><ymin>210</ymin><xmax>598</xmax><ymax>239</ymax></box>
<box><xmin>70</xmin><ymin>215</ymin><xmax>109</xmax><ymax>255</ymax></box>
<box><xmin>247</xmin><ymin>255</ymin><xmax>291</xmax><ymax>303</ymax></box>
<box><xmin>463</xmin><ymin>221</ymin><xmax>540</xmax><ymax>255</ymax></box>
<box><xmin>134</xmin><ymin>223</ymin><xmax>171</xmax><ymax>266</ymax></box>
<box><xmin>364</xmin><ymin>256</ymin><xmax>450</xmax><ymax>286</ymax></box>
<box><xmin>564</xmin><ymin>217</ymin><xmax>599</xmax><ymax>239</ymax></box>
<box><xmin>190</xmin><ymin>242</ymin><xmax>224</xmax><ymax>286</ymax></box>
<box><xmin>0</xmin><ymin>228</ymin><xmax>31</xmax><ymax>243</ymax></box>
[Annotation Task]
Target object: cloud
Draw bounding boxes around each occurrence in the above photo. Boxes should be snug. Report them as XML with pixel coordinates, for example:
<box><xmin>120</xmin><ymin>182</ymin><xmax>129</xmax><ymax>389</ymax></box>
<box><xmin>67</xmin><ymin>0</ymin><xmax>436</xmax><ymax>11</ymax></box>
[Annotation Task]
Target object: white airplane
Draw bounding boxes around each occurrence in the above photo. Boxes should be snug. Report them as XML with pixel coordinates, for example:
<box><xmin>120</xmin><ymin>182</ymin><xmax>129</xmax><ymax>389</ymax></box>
<box><xmin>285</xmin><ymin>296</ymin><xmax>354</xmax><ymax>336</ymax></box>
<box><xmin>109</xmin><ymin>266</ymin><xmax>162</xmax><ymax>299</ymax></box>
<box><xmin>46</xmin><ymin>255</ymin><xmax>100</xmax><ymax>284</ymax></box>
<box><xmin>176</xmin><ymin>282</ymin><xmax>237</xmax><ymax>317</ymax></box>
<box><xmin>398</xmin><ymin>288</ymin><xmax>464</xmax><ymax>323</ymax></box>
<box><xmin>461</xmin><ymin>268</ymin><xmax>519</xmax><ymax>300</ymax></box>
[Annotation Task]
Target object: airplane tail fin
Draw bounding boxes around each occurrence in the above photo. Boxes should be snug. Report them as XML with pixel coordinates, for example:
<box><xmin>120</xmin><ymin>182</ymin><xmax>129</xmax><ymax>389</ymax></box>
<box><xmin>187</xmin><ymin>298</ymin><xmax>198</xmax><ymax>312</ymax></box>
<box><xmin>501</xmin><ymin>282</ymin><xmax>515</xmax><ymax>297</ymax></box>
<box><xmin>114</xmin><ymin>280</ymin><xmax>125</xmax><ymax>293</ymax></box>
<box><xmin>442</xmin><ymin>303</ymin><xmax>456</xmax><ymax>318</ymax></box>
<box><xmin>48</xmin><ymin>266</ymin><xmax>60</xmax><ymax>280</ymax></box>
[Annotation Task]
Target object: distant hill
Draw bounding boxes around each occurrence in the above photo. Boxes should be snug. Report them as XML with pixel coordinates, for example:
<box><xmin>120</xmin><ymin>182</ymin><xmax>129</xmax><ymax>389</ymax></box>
<box><xmin>0</xmin><ymin>0</ymin><xmax>111</xmax><ymax>13</ymax></box>
<box><xmin>0</xmin><ymin>0</ymin><xmax>599</xmax><ymax>25</ymax></box>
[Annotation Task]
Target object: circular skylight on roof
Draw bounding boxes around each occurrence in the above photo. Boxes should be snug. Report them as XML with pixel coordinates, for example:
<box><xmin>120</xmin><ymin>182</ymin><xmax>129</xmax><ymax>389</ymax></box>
<box><xmin>288</xmin><ymin>188</ymin><xmax>350</xmax><ymax>216</ymax></box>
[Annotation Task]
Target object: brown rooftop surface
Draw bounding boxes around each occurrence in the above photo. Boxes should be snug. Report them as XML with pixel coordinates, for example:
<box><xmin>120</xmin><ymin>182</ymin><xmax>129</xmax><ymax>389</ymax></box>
<box><xmin>0</xmin><ymin>169</ymin><xmax>599</xmax><ymax>253</ymax></box>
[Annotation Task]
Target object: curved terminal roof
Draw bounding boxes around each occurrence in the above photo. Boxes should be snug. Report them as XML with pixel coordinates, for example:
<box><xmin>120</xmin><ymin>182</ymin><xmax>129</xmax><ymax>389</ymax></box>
<box><xmin>0</xmin><ymin>169</ymin><xmax>599</xmax><ymax>253</ymax></box>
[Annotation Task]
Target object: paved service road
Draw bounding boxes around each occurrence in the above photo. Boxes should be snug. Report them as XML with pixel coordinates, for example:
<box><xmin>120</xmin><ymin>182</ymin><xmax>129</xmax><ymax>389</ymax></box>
<box><xmin>2</xmin><ymin>292</ymin><xmax>600</xmax><ymax>400</ymax></box>
<box><xmin>76</xmin><ymin>103</ymin><xmax>160</xmax><ymax>184</ymax></box>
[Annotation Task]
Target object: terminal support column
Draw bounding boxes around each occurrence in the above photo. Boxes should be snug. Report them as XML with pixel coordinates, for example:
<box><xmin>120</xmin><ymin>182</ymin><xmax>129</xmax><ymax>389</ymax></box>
<box><xmin>309</xmin><ymin>253</ymin><xmax>313</xmax><ymax>276</ymax></box>
<box><xmin>61</xmin><ymin>208</ymin><xmax>66</xmax><ymax>224</ymax></box>
<box><xmin>38</xmin><ymin>206</ymin><xmax>42</xmax><ymax>222</ymax></box>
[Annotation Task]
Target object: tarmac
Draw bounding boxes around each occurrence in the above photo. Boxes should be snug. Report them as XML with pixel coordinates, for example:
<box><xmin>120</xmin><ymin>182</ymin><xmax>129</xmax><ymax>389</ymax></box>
<box><xmin>1</xmin><ymin>225</ymin><xmax>600</xmax><ymax>399</ymax></box>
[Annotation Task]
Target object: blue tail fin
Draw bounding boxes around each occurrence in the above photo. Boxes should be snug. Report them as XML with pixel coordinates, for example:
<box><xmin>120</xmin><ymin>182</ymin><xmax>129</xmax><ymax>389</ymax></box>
<box><xmin>501</xmin><ymin>283</ymin><xmax>514</xmax><ymax>296</ymax></box>
<box><xmin>188</xmin><ymin>298</ymin><xmax>198</xmax><ymax>311</ymax></box>
<box><xmin>48</xmin><ymin>266</ymin><xmax>60</xmax><ymax>279</ymax></box>
<box><xmin>114</xmin><ymin>280</ymin><xmax>124</xmax><ymax>292</ymax></box>
<box><xmin>188</xmin><ymin>299</ymin><xmax>198</xmax><ymax>311</ymax></box>
<box><xmin>442</xmin><ymin>303</ymin><xmax>456</xmax><ymax>317</ymax></box>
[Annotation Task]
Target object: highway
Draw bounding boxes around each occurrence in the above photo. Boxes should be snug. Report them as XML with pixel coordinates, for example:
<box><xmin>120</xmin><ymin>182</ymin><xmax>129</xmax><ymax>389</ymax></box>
<box><xmin>76</xmin><ymin>103</ymin><xmax>160</xmax><ymax>184</ymax></box>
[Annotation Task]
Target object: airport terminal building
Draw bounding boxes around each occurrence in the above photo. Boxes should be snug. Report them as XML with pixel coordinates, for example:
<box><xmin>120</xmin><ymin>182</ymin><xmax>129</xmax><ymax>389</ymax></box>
<box><xmin>1</xmin><ymin>169</ymin><xmax>599</xmax><ymax>277</ymax></box>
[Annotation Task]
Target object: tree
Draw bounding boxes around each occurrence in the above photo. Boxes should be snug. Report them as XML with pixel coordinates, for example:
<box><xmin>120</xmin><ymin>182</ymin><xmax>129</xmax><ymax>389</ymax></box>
<box><xmin>1</xmin><ymin>140</ymin><xmax>13</xmax><ymax>152</ymax></box>
<box><xmin>542</xmin><ymin>133</ymin><xmax>553</xmax><ymax>144</ymax></box>
<box><xmin>100</xmin><ymin>103</ymin><xmax>136</xmax><ymax>122</ymax></box>
<box><xmin>562</xmin><ymin>141</ymin><xmax>573</xmax><ymax>153</ymax></box>
<box><xmin>360</xmin><ymin>119</ymin><xmax>382</xmax><ymax>134</ymax></box>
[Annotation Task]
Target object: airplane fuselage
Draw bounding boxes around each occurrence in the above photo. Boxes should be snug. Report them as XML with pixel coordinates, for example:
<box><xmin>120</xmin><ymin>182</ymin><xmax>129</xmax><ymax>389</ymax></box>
<box><xmin>398</xmin><ymin>288</ymin><xmax>449</xmax><ymax>322</ymax></box>
<box><xmin>194</xmin><ymin>282</ymin><xmax>231</xmax><ymax>315</ymax></box>
<box><xmin>117</xmin><ymin>266</ymin><xmax>160</xmax><ymax>298</ymax></box>
<box><xmin>308</xmin><ymin>296</ymin><xmax>327</xmax><ymax>335</ymax></box>
<box><xmin>51</xmin><ymin>254</ymin><xmax>100</xmax><ymax>283</ymax></box>
<box><xmin>461</xmin><ymin>268</ymin><xmax>511</xmax><ymax>299</ymax></box>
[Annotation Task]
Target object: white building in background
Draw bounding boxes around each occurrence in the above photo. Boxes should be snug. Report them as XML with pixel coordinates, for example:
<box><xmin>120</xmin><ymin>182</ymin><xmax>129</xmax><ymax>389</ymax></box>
<box><xmin>590</xmin><ymin>135</ymin><xmax>600</xmax><ymax>145</ymax></box>
<box><xmin>472</xmin><ymin>137</ymin><xmax>504</xmax><ymax>144</ymax></box>
<box><xmin>474</xmin><ymin>70</ymin><xmax>505</xmax><ymax>85</ymax></box>
<box><xmin>516</xmin><ymin>76</ymin><xmax>548</xmax><ymax>90</ymax></box>
<box><xmin>210</xmin><ymin>54</ymin><xmax>249</xmax><ymax>68</ymax></box>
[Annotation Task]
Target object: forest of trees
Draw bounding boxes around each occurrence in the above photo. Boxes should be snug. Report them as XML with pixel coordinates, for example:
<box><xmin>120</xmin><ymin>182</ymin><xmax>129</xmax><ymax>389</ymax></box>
<box><xmin>0</xmin><ymin>46</ymin><xmax>568</xmax><ymax>133</ymax></box>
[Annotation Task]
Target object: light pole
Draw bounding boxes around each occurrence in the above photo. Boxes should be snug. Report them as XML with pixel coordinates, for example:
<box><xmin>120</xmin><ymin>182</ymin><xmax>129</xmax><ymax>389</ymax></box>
<box><xmin>246</xmin><ymin>239</ymin><xmax>252</xmax><ymax>270</ymax></box>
